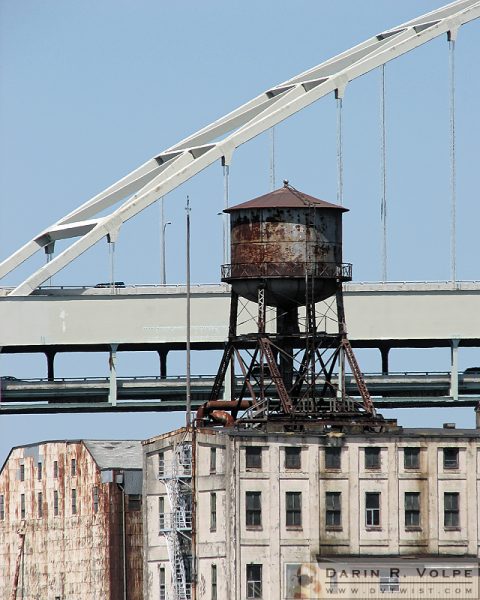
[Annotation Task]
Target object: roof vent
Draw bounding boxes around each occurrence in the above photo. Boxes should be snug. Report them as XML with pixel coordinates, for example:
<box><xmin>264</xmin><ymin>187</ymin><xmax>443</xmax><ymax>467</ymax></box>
<box><xmin>443</xmin><ymin>423</ymin><xmax>456</xmax><ymax>429</ymax></box>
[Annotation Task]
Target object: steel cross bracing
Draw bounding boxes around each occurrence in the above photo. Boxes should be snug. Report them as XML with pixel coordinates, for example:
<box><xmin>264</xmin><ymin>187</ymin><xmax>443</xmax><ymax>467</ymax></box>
<box><xmin>1</xmin><ymin>1</ymin><xmax>479</xmax><ymax>296</ymax></box>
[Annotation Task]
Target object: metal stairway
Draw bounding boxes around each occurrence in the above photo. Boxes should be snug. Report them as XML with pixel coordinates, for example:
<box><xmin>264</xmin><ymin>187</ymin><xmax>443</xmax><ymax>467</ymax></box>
<box><xmin>159</xmin><ymin>442</ymin><xmax>193</xmax><ymax>600</ymax></box>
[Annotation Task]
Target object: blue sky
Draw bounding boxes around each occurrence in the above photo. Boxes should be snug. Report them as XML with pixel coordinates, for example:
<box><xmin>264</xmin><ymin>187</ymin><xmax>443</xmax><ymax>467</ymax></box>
<box><xmin>0</xmin><ymin>1</ymin><xmax>479</xmax><ymax>463</ymax></box>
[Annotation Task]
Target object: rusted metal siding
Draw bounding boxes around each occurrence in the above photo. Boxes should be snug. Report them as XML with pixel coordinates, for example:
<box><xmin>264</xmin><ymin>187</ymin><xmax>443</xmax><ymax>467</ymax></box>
<box><xmin>225</xmin><ymin>205</ymin><xmax>347</xmax><ymax>307</ymax></box>
<box><xmin>0</xmin><ymin>441</ymin><xmax>143</xmax><ymax>600</ymax></box>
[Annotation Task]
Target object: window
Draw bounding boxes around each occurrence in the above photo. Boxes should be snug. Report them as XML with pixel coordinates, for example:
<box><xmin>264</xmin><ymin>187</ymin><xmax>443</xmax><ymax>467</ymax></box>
<box><xmin>20</xmin><ymin>493</ymin><xmax>25</xmax><ymax>519</ymax></box>
<box><xmin>443</xmin><ymin>448</ymin><xmax>459</xmax><ymax>469</ymax></box>
<box><xmin>54</xmin><ymin>490</ymin><xmax>59</xmax><ymax>516</ymax></box>
<box><xmin>38</xmin><ymin>492</ymin><xmax>43</xmax><ymax>518</ymax></box>
<box><xmin>0</xmin><ymin>494</ymin><xmax>4</xmax><ymax>520</ymax></box>
<box><xmin>38</xmin><ymin>461</ymin><xmax>43</xmax><ymax>481</ymax></box>
<box><xmin>211</xmin><ymin>564</ymin><xmax>217</xmax><ymax>600</ymax></box>
<box><xmin>405</xmin><ymin>492</ymin><xmax>420</xmax><ymax>528</ymax></box>
<box><xmin>158</xmin><ymin>451</ymin><xmax>165</xmax><ymax>477</ymax></box>
<box><xmin>71</xmin><ymin>458</ymin><xmax>77</xmax><ymax>477</ymax></box>
<box><xmin>20</xmin><ymin>463</ymin><xmax>25</xmax><ymax>481</ymax></box>
<box><xmin>404</xmin><ymin>447</ymin><xmax>420</xmax><ymax>470</ymax></box>
<box><xmin>53</xmin><ymin>460</ymin><xmax>58</xmax><ymax>479</ymax></box>
<box><xmin>210</xmin><ymin>447</ymin><xmax>217</xmax><ymax>473</ymax></box>
<box><xmin>365</xmin><ymin>492</ymin><xmax>380</xmax><ymax>527</ymax></box>
<box><xmin>210</xmin><ymin>492</ymin><xmax>217</xmax><ymax>531</ymax></box>
<box><xmin>365</xmin><ymin>447</ymin><xmax>381</xmax><ymax>469</ymax></box>
<box><xmin>246</xmin><ymin>564</ymin><xmax>262</xmax><ymax>599</ymax></box>
<box><xmin>444</xmin><ymin>492</ymin><xmax>460</xmax><ymax>528</ymax></box>
<box><xmin>72</xmin><ymin>489</ymin><xmax>77</xmax><ymax>515</ymax></box>
<box><xmin>159</xmin><ymin>567</ymin><xmax>166</xmax><ymax>600</ymax></box>
<box><xmin>246</xmin><ymin>447</ymin><xmax>262</xmax><ymax>470</ymax></box>
<box><xmin>286</xmin><ymin>492</ymin><xmax>302</xmax><ymax>527</ymax></box>
<box><xmin>326</xmin><ymin>492</ymin><xmax>342</xmax><ymax>528</ymax></box>
<box><xmin>159</xmin><ymin>496</ymin><xmax>165</xmax><ymax>530</ymax></box>
<box><xmin>93</xmin><ymin>486</ymin><xmax>99</xmax><ymax>514</ymax></box>
<box><xmin>246</xmin><ymin>491</ymin><xmax>262</xmax><ymax>528</ymax></box>
<box><xmin>128</xmin><ymin>494</ymin><xmax>141</xmax><ymax>511</ymax></box>
<box><xmin>285</xmin><ymin>447</ymin><xmax>301</xmax><ymax>470</ymax></box>
<box><xmin>325</xmin><ymin>447</ymin><xmax>341</xmax><ymax>470</ymax></box>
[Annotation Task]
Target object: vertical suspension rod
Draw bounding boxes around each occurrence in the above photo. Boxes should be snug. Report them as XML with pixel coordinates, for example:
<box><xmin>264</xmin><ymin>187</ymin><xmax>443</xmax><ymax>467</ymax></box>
<box><xmin>186</xmin><ymin>195</ymin><xmax>192</xmax><ymax>427</ymax></box>
<box><xmin>222</xmin><ymin>159</ymin><xmax>230</xmax><ymax>266</ymax></box>
<box><xmin>270</xmin><ymin>127</ymin><xmax>276</xmax><ymax>191</ymax></box>
<box><xmin>380</xmin><ymin>65</ymin><xmax>388</xmax><ymax>283</ymax></box>
<box><xmin>448</xmin><ymin>32</ymin><xmax>457</xmax><ymax>283</ymax></box>
<box><xmin>336</xmin><ymin>93</ymin><xmax>344</xmax><ymax>207</ymax></box>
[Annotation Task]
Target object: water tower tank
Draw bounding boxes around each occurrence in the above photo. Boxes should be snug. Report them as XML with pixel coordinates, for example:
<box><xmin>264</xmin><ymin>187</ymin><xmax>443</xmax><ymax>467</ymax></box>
<box><xmin>222</xmin><ymin>183</ymin><xmax>351</xmax><ymax>308</ymax></box>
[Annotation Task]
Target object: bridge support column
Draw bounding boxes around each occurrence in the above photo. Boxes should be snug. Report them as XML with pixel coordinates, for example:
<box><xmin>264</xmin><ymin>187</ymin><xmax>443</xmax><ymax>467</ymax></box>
<box><xmin>449</xmin><ymin>338</ymin><xmax>460</xmax><ymax>401</ymax></box>
<box><xmin>158</xmin><ymin>350</ymin><xmax>168</xmax><ymax>379</ymax></box>
<box><xmin>109</xmin><ymin>344</ymin><xmax>118</xmax><ymax>406</ymax></box>
<box><xmin>380</xmin><ymin>345</ymin><xmax>390</xmax><ymax>375</ymax></box>
<box><xmin>46</xmin><ymin>350</ymin><xmax>56</xmax><ymax>381</ymax></box>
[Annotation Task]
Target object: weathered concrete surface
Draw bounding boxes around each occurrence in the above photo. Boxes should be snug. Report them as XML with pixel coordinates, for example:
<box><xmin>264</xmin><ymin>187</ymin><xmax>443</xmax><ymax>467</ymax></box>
<box><xmin>0</xmin><ymin>282</ymin><xmax>479</xmax><ymax>351</ymax></box>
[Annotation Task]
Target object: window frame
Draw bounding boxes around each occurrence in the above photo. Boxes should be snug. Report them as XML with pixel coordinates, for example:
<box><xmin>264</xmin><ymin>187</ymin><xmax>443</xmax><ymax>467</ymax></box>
<box><xmin>37</xmin><ymin>461</ymin><xmax>43</xmax><ymax>481</ymax></box>
<box><xmin>286</xmin><ymin>491</ymin><xmax>302</xmax><ymax>528</ymax></box>
<box><xmin>325</xmin><ymin>491</ymin><xmax>342</xmax><ymax>529</ymax></box>
<box><xmin>54</xmin><ymin>490</ymin><xmax>59</xmax><ymax>516</ymax></box>
<box><xmin>71</xmin><ymin>488</ymin><xmax>77</xmax><ymax>515</ymax></box>
<box><xmin>404</xmin><ymin>447</ymin><xmax>420</xmax><ymax>470</ymax></box>
<box><xmin>19</xmin><ymin>463</ymin><xmax>25</xmax><ymax>482</ymax></box>
<box><xmin>364</xmin><ymin>447</ymin><xmax>381</xmax><ymax>470</ymax></box>
<box><xmin>210</xmin><ymin>492</ymin><xmax>217</xmax><ymax>531</ymax></box>
<box><xmin>0</xmin><ymin>494</ymin><xmax>4</xmax><ymax>520</ymax></box>
<box><xmin>325</xmin><ymin>447</ymin><xmax>342</xmax><ymax>470</ymax></box>
<box><xmin>71</xmin><ymin>458</ymin><xmax>77</xmax><ymax>477</ymax></box>
<box><xmin>159</xmin><ymin>496</ymin><xmax>165</xmax><ymax>530</ymax></box>
<box><xmin>38</xmin><ymin>491</ymin><xmax>43</xmax><ymax>518</ymax></box>
<box><xmin>246</xmin><ymin>564</ymin><xmax>262</xmax><ymax>599</ymax></box>
<box><xmin>443</xmin><ymin>448</ymin><xmax>459</xmax><ymax>470</ymax></box>
<box><xmin>20</xmin><ymin>493</ymin><xmax>25</xmax><ymax>519</ymax></box>
<box><xmin>284</xmin><ymin>447</ymin><xmax>301</xmax><ymax>470</ymax></box>
<box><xmin>444</xmin><ymin>492</ymin><xmax>460</xmax><ymax>528</ymax></box>
<box><xmin>404</xmin><ymin>491</ymin><xmax>421</xmax><ymax>528</ymax></box>
<box><xmin>365</xmin><ymin>492</ymin><xmax>381</xmax><ymax>528</ymax></box>
<box><xmin>210</xmin><ymin>447</ymin><xmax>217</xmax><ymax>473</ymax></box>
<box><xmin>245</xmin><ymin>491</ymin><xmax>262</xmax><ymax>528</ymax></box>
<box><xmin>211</xmin><ymin>564</ymin><xmax>217</xmax><ymax>600</ymax></box>
<box><xmin>53</xmin><ymin>460</ymin><xmax>58</xmax><ymax>479</ymax></box>
<box><xmin>158</xmin><ymin>451</ymin><xmax>165</xmax><ymax>477</ymax></box>
<box><xmin>159</xmin><ymin>566</ymin><xmax>166</xmax><ymax>600</ymax></box>
<box><xmin>245</xmin><ymin>447</ymin><xmax>262</xmax><ymax>470</ymax></box>
<box><xmin>93</xmin><ymin>486</ymin><xmax>99</xmax><ymax>514</ymax></box>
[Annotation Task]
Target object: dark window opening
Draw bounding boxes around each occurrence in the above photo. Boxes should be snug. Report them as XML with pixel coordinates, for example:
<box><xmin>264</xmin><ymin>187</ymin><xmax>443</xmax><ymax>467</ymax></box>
<box><xmin>246</xmin><ymin>447</ymin><xmax>262</xmax><ymax>470</ymax></box>
<box><xmin>246</xmin><ymin>491</ymin><xmax>262</xmax><ymax>528</ymax></box>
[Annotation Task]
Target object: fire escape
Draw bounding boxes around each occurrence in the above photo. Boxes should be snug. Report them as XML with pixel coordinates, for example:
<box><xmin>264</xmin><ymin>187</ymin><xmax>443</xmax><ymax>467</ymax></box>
<box><xmin>158</xmin><ymin>442</ymin><xmax>193</xmax><ymax>600</ymax></box>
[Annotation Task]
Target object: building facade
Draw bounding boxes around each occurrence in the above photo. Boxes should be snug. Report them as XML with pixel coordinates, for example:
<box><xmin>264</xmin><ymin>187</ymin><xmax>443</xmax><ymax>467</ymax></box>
<box><xmin>143</xmin><ymin>425</ymin><xmax>480</xmax><ymax>600</ymax></box>
<box><xmin>0</xmin><ymin>439</ymin><xmax>143</xmax><ymax>600</ymax></box>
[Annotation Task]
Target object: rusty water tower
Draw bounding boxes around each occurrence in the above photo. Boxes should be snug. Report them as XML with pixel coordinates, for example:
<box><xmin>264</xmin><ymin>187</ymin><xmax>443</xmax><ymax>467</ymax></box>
<box><xmin>199</xmin><ymin>182</ymin><xmax>381</xmax><ymax>429</ymax></box>
<box><xmin>222</xmin><ymin>181</ymin><xmax>351</xmax><ymax>308</ymax></box>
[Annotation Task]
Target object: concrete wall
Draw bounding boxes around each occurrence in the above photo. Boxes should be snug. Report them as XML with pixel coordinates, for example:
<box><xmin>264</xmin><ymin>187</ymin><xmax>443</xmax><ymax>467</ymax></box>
<box><xmin>144</xmin><ymin>426</ymin><xmax>480</xmax><ymax>600</ymax></box>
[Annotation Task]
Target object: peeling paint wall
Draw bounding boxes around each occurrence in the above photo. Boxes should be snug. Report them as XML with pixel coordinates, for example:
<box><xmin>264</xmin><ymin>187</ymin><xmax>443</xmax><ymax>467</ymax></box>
<box><xmin>0</xmin><ymin>441</ymin><xmax>143</xmax><ymax>600</ymax></box>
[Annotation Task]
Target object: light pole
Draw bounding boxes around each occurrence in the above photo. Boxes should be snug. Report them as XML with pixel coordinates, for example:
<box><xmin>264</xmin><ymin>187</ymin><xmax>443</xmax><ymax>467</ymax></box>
<box><xmin>162</xmin><ymin>221</ymin><xmax>172</xmax><ymax>284</ymax></box>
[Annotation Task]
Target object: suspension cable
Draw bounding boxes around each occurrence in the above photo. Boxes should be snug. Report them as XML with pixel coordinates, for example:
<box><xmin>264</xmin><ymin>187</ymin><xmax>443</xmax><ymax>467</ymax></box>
<box><xmin>270</xmin><ymin>127</ymin><xmax>276</xmax><ymax>191</ymax></box>
<box><xmin>380</xmin><ymin>64</ymin><xmax>387</xmax><ymax>282</ymax></box>
<box><xmin>222</xmin><ymin>160</ymin><xmax>230</xmax><ymax>265</ymax></box>
<box><xmin>336</xmin><ymin>95</ymin><xmax>344</xmax><ymax>207</ymax></box>
<box><xmin>449</xmin><ymin>33</ymin><xmax>457</xmax><ymax>283</ymax></box>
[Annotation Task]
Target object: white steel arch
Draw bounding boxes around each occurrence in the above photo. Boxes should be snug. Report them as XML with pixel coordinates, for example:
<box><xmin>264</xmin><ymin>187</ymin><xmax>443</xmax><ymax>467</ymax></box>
<box><xmin>1</xmin><ymin>0</ymin><xmax>479</xmax><ymax>296</ymax></box>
